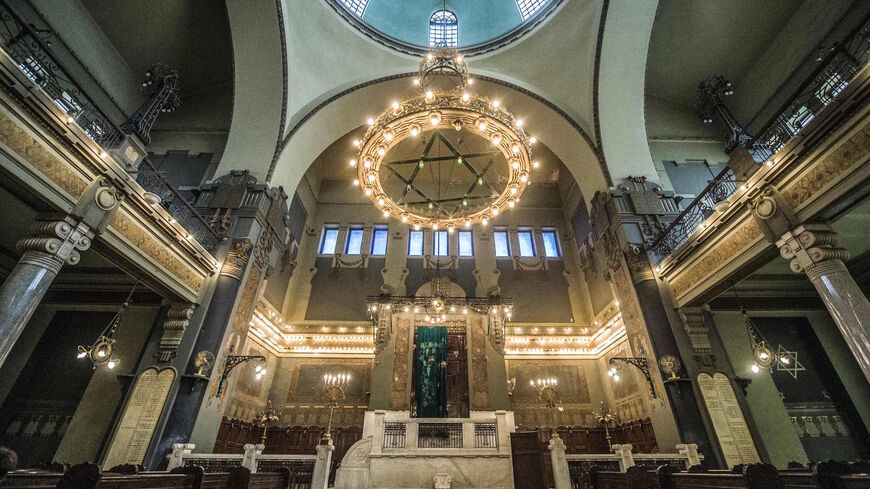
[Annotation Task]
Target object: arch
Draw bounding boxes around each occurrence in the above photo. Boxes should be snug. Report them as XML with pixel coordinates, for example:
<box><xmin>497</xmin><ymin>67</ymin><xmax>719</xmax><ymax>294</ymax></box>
<box><xmin>270</xmin><ymin>74</ymin><xmax>607</xmax><ymax>211</ymax></box>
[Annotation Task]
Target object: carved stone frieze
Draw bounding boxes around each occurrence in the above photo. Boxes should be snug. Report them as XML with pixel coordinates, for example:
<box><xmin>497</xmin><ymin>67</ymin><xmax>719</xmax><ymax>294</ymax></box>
<box><xmin>777</xmin><ymin>223</ymin><xmax>850</xmax><ymax>281</ymax></box>
<box><xmin>623</xmin><ymin>246</ymin><xmax>654</xmax><ymax>284</ymax></box>
<box><xmin>156</xmin><ymin>303</ymin><xmax>197</xmax><ymax>362</ymax></box>
<box><xmin>220</xmin><ymin>238</ymin><xmax>253</xmax><ymax>281</ymax></box>
<box><xmin>374</xmin><ymin>309</ymin><xmax>391</xmax><ymax>353</ymax></box>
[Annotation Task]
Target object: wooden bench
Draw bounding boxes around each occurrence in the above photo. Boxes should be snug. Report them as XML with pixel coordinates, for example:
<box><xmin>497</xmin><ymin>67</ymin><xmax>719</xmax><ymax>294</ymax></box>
<box><xmin>0</xmin><ymin>464</ymin><xmax>307</xmax><ymax>489</ymax></box>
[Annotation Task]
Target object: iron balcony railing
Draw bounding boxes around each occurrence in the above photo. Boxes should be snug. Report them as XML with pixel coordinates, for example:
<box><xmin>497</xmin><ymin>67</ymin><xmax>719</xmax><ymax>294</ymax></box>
<box><xmin>648</xmin><ymin>13</ymin><xmax>870</xmax><ymax>260</ymax></box>
<box><xmin>417</xmin><ymin>422</ymin><xmax>463</xmax><ymax>448</ymax></box>
<box><xmin>0</xmin><ymin>0</ymin><xmax>219</xmax><ymax>253</ymax></box>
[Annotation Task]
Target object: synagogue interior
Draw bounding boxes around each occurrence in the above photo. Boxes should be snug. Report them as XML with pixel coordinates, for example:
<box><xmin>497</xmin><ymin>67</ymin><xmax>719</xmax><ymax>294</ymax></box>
<box><xmin>0</xmin><ymin>1</ymin><xmax>868</xmax><ymax>488</ymax></box>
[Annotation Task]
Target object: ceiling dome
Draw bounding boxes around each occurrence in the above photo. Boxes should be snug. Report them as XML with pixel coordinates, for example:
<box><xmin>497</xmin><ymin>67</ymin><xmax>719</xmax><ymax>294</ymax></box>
<box><xmin>326</xmin><ymin>0</ymin><xmax>562</xmax><ymax>55</ymax></box>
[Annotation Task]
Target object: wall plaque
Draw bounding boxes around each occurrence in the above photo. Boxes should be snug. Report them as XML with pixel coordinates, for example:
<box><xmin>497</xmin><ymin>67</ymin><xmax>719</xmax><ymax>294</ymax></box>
<box><xmin>697</xmin><ymin>372</ymin><xmax>760</xmax><ymax>467</ymax></box>
<box><xmin>103</xmin><ymin>368</ymin><xmax>176</xmax><ymax>467</ymax></box>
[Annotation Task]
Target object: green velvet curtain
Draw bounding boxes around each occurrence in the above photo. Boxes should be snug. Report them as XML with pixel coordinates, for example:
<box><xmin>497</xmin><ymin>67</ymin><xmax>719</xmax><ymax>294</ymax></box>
<box><xmin>415</xmin><ymin>326</ymin><xmax>448</xmax><ymax>418</ymax></box>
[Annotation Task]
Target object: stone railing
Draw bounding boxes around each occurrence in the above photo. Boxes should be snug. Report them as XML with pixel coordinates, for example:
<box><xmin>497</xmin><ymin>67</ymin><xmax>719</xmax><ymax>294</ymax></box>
<box><xmin>550</xmin><ymin>440</ymin><xmax>703</xmax><ymax>489</ymax></box>
<box><xmin>648</xmin><ymin>13</ymin><xmax>870</xmax><ymax>260</ymax></box>
<box><xmin>166</xmin><ymin>442</ymin><xmax>329</xmax><ymax>488</ymax></box>
<box><xmin>370</xmin><ymin>410</ymin><xmax>513</xmax><ymax>456</ymax></box>
<box><xmin>0</xmin><ymin>0</ymin><xmax>219</xmax><ymax>253</ymax></box>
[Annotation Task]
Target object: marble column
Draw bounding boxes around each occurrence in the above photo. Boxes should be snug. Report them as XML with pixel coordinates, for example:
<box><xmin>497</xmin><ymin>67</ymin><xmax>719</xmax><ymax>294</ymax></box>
<box><xmin>777</xmin><ymin>223</ymin><xmax>870</xmax><ymax>384</ymax></box>
<box><xmin>0</xmin><ymin>218</ymin><xmax>91</xmax><ymax>368</ymax></box>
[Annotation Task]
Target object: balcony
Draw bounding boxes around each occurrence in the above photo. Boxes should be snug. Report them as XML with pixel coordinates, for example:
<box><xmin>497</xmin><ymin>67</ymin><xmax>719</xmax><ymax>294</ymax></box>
<box><xmin>648</xmin><ymin>13</ymin><xmax>870</xmax><ymax>261</ymax></box>
<box><xmin>0</xmin><ymin>0</ymin><xmax>219</xmax><ymax>254</ymax></box>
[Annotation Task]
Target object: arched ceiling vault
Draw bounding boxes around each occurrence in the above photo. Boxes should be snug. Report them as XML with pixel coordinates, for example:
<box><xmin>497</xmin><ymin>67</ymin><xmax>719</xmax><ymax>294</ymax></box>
<box><xmin>217</xmin><ymin>0</ymin><xmax>666</xmax><ymax>205</ymax></box>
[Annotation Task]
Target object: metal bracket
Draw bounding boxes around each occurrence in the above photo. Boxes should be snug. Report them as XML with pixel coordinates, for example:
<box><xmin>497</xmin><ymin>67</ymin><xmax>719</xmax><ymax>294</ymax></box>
<box><xmin>216</xmin><ymin>354</ymin><xmax>265</xmax><ymax>397</ymax></box>
<box><xmin>609</xmin><ymin>356</ymin><xmax>656</xmax><ymax>399</ymax></box>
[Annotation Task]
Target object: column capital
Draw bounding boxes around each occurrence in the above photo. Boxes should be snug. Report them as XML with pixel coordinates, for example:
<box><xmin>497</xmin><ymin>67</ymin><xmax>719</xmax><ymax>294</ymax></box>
<box><xmin>678</xmin><ymin>306</ymin><xmax>711</xmax><ymax>353</ymax></box>
<box><xmin>776</xmin><ymin>223</ymin><xmax>849</xmax><ymax>280</ymax></box>
<box><xmin>220</xmin><ymin>238</ymin><xmax>253</xmax><ymax>280</ymax></box>
<box><xmin>16</xmin><ymin>218</ymin><xmax>92</xmax><ymax>273</ymax></box>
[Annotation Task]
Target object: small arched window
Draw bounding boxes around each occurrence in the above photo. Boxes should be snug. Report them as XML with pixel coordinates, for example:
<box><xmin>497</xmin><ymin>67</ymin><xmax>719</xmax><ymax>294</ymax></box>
<box><xmin>516</xmin><ymin>0</ymin><xmax>548</xmax><ymax>20</ymax></box>
<box><xmin>342</xmin><ymin>0</ymin><xmax>368</xmax><ymax>17</ymax></box>
<box><xmin>429</xmin><ymin>10</ymin><xmax>458</xmax><ymax>47</ymax></box>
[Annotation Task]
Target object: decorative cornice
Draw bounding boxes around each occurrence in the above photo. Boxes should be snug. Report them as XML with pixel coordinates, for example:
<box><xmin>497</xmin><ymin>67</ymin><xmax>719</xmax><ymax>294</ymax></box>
<box><xmin>269</xmin><ymin>0</ymin><xmax>289</xmax><ymax>183</ymax></box>
<box><xmin>592</xmin><ymin>0</ymin><xmax>610</xmax><ymax>183</ymax></box>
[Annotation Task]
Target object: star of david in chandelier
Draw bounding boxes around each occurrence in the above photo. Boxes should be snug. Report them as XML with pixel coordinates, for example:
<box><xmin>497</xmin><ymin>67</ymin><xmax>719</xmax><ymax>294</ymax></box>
<box><xmin>774</xmin><ymin>344</ymin><xmax>805</xmax><ymax>379</ymax></box>
<box><xmin>350</xmin><ymin>48</ymin><xmax>540</xmax><ymax>230</ymax></box>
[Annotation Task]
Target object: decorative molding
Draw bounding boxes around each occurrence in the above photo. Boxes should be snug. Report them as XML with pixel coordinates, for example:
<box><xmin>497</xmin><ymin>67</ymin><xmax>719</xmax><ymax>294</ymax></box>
<box><xmin>677</xmin><ymin>307</ymin><xmax>710</xmax><ymax>353</ymax></box>
<box><xmin>17</xmin><ymin>218</ymin><xmax>92</xmax><ymax>273</ymax></box>
<box><xmin>777</xmin><ymin>223</ymin><xmax>850</xmax><ymax>280</ymax></box>
<box><xmin>156</xmin><ymin>303</ymin><xmax>197</xmax><ymax>362</ymax></box>
<box><xmin>221</xmin><ymin>239</ymin><xmax>253</xmax><ymax>281</ymax></box>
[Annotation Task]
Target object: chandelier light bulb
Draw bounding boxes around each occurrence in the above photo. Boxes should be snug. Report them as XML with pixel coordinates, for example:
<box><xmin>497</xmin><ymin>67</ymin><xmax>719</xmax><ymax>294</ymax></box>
<box><xmin>414</xmin><ymin>223</ymin><xmax>421</xmax><ymax>231</ymax></box>
<box><xmin>383</xmin><ymin>209</ymin><xmax>390</xmax><ymax>217</ymax></box>
<box><xmin>510</xmin><ymin>186</ymin><xmax>517</xmax><ymax>195</ymax></box>
<box><xmin>413</xmin><ymin>77</ymin><xmax>420</xmax><ymax>85</ymax></box>
<box><xmin>432</xmin><ymin>222</ymin><xmax>439</xmax><ymax>230</ymax></box>
<box><xmin>447</xmin><ymin>225</ymin><xmax>454</xmax><ymax>233</ymax></box>
<box><xmin>377</xmin><ymin>145</ymin><xmax>386</xmax><ymax>156</ymax></box>
<box><xmin>512</xmin><ymin>143</ymin><xmax>520</xmax><ymax>154</ymax></box>
<box><xmin>508</xmin><ymin>199</ymin><xmax>515</xmax><ymax>208</ymax></box>
<box><xmin>377</xmin><ymin>198</ymin><xmax>385</xmax><ymax>206</ymax></box>
<box><xmin>511</xmin><ymin>159</ymin><xmax>520</xmax><ymax>169</ymax></box>
<box><xmin>751</xmin><ymin>364</ymin><xmax>760</xmax><ymax>373</ymax></box>
<box><xmin>516</xmin><ymin>119</ymin><xmax>524</xmax><ymax>127</ymax></box>
<box><xmin>352</xmin><ymin>178</ymin><xmax>360</xmax><ymax>186</ymax></box>
<box><xmin>404</xmin><ymin>306</ymin><xmax>410</xmax><ymax>313</ymax></box>
<box><xmin>410</xmin><ymin>124</ymin><xmax>421</xmax><ymax>136</ymax></box>
<box><xmin>453</xmin><ymin>120</ymin><xmax>462</xmax><ymax>131</ymax></box>
<box><xmin>533</xmin><ymin>160</ymin><xmax>540</xmax><ymax>169</ymax></box>
<box><xmin>426</xmin><ymin>90</ymin><xmax>434</xmax><ymax>100</ymax></box>
<box><xmin>462</xmin><ymin>308</ymin><xmax>468</xmax><ymax>314</ymax></box>
<box><xmin>384</xmin><ymin>130</ymin><xmax>394</xmax><ymax>141</ymax></box>
<box><xmin>520</xmin><ymin>173</ymin><xmax>529</xmax><ymax>183</ymax></box>
<box><xmin>414</xmin><ymin>306</ymin><xmax>420</xmax><ymax>313</ymax></box>
<box><xmin>492</xmin><ymin>207</ymin><xmax>500</xmax><ymax>216</ymax></box>
<box><xmin>107</xmin><ymin>359</ymin><xmax>117</xmax><ymax>369</ymax></box>
<box><xmin>491</xmin><ymin>134</ymin><xmax>501</xmax><ymax>145</ymax></box>
<box><xmin>353</xmin><ymin>139</ymin><xmax>360</xmax><ymax>147</ymax></box>
<box><xmin>429</xmin><ymin>111</ymin><xmax>441</xmax><ymax>125</ymax></box>
<box><xmin>427</xmin><ymin>53</ymin><xmax>434</xmax><ymax>60</ymax></box>
<box><xmin>465</xmin><ymin>219</ymin><xmax>471</xmax><ymax>228</ymax></box>
<box><xmin>367</xmin><ymin>118</ymin><xmax>375</xmax><ymax>126</ymax></box>
<box><xmin>780</xmin><ymin>356</ymin><xmax>790</xmax><ymax>365</ymax></box>
<box><xmin>529</xmin><ymin>136</ymin><xmax>537</xmax><ymax>144</ymax></box>
<box><xmin>468</xmin><ymin>78</ymin><xmax>474</xmax><ymax>85</ymax></box>
<box><xmin>392</xmin><ymin>101</ymin><xmax>400</xmax><ymax>110</ymax></box>
<box><xmin>363</xmin><ymin>157</ymin><xmax>372</xmax><ymax>168</ymax></box>
<box><xmin>401</xmin><ymin>215</ymin><xmax>408</xmax><ymax>223</ymax></box>
<box><xmin>476</xmin><ymin>117</ymin><xmax>487</xmax><ymax>130</ymax></box>
<box><xmin>462</xmin><ymin>92</ymin><xmax>470</xmax><ymax>103</ymax></box>
<box><xmin>364</xmin><ymin>187</ymin><xmax>373</xmax><ymax>196</ymax></box>
<box><xmin>482</xmin><ymin>217</ymin><xmax>489</xmax><ymax>225</ymax></box>
<box><xmin>492</xmin><ymin>100</ymin><xmax>501</xmax><ymax>108</ymax></box>
<box><xmin>349</xmin><ymin>158</ymin><xmax>357</xmax><ymax>167</ymax></box>
<box><xmin>368</xmin><ymin>174</ymin><xmax>376</xmax><ymax>183</ymax></box>
<box><xmin>455</xmin><ymin>54</ymin><xmax>463</xmax><ymax>63</ymax></box>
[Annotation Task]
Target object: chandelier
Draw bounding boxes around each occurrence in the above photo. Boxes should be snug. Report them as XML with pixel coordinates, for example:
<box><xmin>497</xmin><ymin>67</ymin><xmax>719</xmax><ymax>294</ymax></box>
<box><xmin>351</xmin><ymin>48</ymin><xmax>539</xmax><ymax>230</ymax></box>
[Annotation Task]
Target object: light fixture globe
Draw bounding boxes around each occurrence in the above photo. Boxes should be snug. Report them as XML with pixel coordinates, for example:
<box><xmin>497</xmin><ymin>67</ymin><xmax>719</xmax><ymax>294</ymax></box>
<box><xmin>353</xmin><ymin>49</ymin><xmax>535</xmax><ymax>229</ymax></box>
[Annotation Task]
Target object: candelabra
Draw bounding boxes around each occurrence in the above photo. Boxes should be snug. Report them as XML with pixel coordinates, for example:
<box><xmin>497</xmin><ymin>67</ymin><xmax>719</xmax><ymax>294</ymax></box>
<box><xmin>76</xmin><ymin>280</ymin><xmax>138</xmax><ymax>370</ymax></box>
<box><xmin>532</xmin><ymin>378</ymin><xmax>561</xmax><ymax>439</ymax></box>
<box><xmin>323</xmin><ymin>373</ymin><xmax>349</xmax><ymax>441</ymax></box>
<box><xmin>254</xmin><ymin>400</ymin><xmax>279</xmax><ymax>445</ymax></box>
<box><xmin>593</xmin><ymin>401</ymin><xmax>617</xmax><ymax>451</ymax></box>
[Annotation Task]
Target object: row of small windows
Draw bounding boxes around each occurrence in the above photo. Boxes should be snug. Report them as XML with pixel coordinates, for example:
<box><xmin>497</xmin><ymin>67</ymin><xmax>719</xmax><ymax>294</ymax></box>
<box><xmin>341</xmin><ymin>0</ymin><xmax>368</xmax><ymax>17</ymax></box>
<box><xmin>319</xmin><ymin>226</ymin><xmax>388</xmax><ymax>256</ymax></box>
<box><xmin>320</xmin><ymin>226</ymin><xmax>559</xmax><ymax>258</ymax></box>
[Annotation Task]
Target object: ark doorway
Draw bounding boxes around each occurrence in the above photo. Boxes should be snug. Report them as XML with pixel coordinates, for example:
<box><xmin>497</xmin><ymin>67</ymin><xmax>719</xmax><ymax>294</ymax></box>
<box><xmin>411</xmin><ymin>323</ymin><xmax>469</xmax><ymax>418</ymax></box>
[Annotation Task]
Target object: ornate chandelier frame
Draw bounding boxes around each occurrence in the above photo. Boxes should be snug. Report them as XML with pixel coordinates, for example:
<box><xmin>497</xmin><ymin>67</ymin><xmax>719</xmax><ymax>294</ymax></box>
<box><xmin>352</xmin><ymin>49</ymin><xmax>537</xmax><ymax>230</ymax></box>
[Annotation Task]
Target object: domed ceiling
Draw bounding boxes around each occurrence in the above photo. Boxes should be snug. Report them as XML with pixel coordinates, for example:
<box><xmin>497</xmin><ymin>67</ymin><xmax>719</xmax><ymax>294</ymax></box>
<box><xmin>327</xmin><ymin>0</ymin><xmax>562</xmax><ymax>53</ymax></box>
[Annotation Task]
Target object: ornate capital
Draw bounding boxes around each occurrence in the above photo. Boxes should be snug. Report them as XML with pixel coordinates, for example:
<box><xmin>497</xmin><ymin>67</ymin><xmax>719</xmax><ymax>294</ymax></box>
<box><xmin>678</xmin><ymin>306</ymin><xmax>711</xmax><ymax>353</ymax></box>
<box><xmin>17</xmin><ymin>218</ymin><xmax>92</xmax><ymax>273</ymax></box>
<box><xmin>156</xmin><ymin>303</ymin><xmax>196</xmax><ymax>363</ymax></box>
<box><xmin>624</xmin><ymin>246</ymin><xmax>654</xmax><ymax>284</ymax></box>
<box><xmin>220</xmin><ymin>238</ymin><xmax>253</xmax><ymax>280</ymax></box>
<box><xmin>777</xmin><ymin>223</ymin><xmax>849</xmax><ymax>280</ymax></box>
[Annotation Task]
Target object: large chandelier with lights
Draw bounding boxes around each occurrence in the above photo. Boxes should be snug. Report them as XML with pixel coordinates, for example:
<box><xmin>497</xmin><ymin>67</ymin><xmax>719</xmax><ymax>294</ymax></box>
<box><xmin>351</xmin><ymin>48</ymin><xmax>539</xmax><ymax>230</ymax></box>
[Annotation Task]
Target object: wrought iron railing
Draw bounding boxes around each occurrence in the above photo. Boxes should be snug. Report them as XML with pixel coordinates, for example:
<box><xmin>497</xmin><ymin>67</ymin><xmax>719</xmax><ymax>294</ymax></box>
<box><xmin>648</xmin><ymin>13</ymin><xmax>870</xmax><ymax>260</ymax></box>
<box><xmin>0</xmin><ymin>0</ymin><xmax>219</xmax><ymax>253</ymax></box>
<box><xmin>136</xmin><ymin>157</ymin><xmax>220</xmax><ymax>252</ymax></box>
<box><xmin>383</xmin><ymin>422</ymin><xmax>407</xmax><ymax>448</ymax></box>
<box><xmin>417</xmin><ymin>422</ymin><xmax>463</xmax><ymax>448</ymax></box>
<box><xmin>473</xmin><ymin>422</ymin><xmax>497</xmax><ymax>448</ymax></box>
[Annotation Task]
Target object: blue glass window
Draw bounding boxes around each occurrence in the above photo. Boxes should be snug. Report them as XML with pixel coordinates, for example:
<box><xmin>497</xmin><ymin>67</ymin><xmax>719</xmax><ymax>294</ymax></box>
<box><xmin>319</xmin><ymin>227</ymin><xmax>339</xmax><ymax>254</ymax></box>
<box><xmin>517</xmin><ymin>229</ymin><xmax>535</xmax><ymax>257</ymax></box>
<box><xmin>542</xmin><ymin>228</ymin><xmax>560</xmax><ymax>257</ymax></box>
<box><xmin>458</xmin><ymin>230</ymin><xmax>473</xmax><ymax>257</ymax></box>
<box><xmin>494</xmin><ymin>230</ymin><xmax>510</xmax><ymax>257</ymax></box>
<box><xmin>346</xmin><ymin>228</ymin><xmax>364</xmax><ymax>254</ymax></box>
<box><xmin>342</xmin><ymin>0</ymin><xmax>367</xmax><ymax>17</ymax></box>
<box><xmin>434</xmin><ymin>230</ymin><xmax>448</xmax><ymax>256</ymax></box>
<box><xmin>516</xmin><ymin>0</ymin><xmax>548</xmax><ymax>20</ymax></box>
<box><xmin>371</xmin><ymin>227</ymin><xmax>388</xmax><ymax>256</ymax></box>
<box><xmin>409</xmin><ymin>230</ymin><xmax>424</xmax><ymax>256</ymax></box>
<box><xmin>429</xmin><ymin>10</ymin><xmax>458</xmax><ymax>47</ymax></box>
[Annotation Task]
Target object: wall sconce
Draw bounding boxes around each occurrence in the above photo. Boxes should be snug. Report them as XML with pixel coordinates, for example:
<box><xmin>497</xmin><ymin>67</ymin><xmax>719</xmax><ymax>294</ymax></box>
<box><xmin>608</xmin><ymin>352</ymin><xmax>656</xmax><ymax>399</ymax></box>
<box><xmin>215</xmin><ymin>352</ymin><xmax>266</xmax><ymax>397</ymax></box>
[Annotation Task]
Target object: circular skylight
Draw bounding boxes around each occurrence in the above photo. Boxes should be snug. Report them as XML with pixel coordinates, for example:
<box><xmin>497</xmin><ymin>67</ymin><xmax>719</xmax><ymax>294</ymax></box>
<box><xmin>327</xmin><ymin>0</ymin><xmax>562</xmax><ymax>55</ymax></box>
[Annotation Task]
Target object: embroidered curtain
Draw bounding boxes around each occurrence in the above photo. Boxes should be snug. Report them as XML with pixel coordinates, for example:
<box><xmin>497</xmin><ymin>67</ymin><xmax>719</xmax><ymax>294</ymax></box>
<box><xmin>415</xmin><ymin>326</ymin><xmax>448</xmax><ymax>418</ymax></box>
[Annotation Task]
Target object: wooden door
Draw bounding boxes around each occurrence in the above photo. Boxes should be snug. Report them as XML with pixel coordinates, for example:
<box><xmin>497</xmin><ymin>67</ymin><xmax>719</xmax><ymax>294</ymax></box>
<box><xmin>511</xmin><ymin>431</ymin><xmax>552</xmax><ymax>489</ymax></box>
<box><xmin>446</xmin><ymin>330</ymin><xmax>469</xmax><ymax>418</ymax></box>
